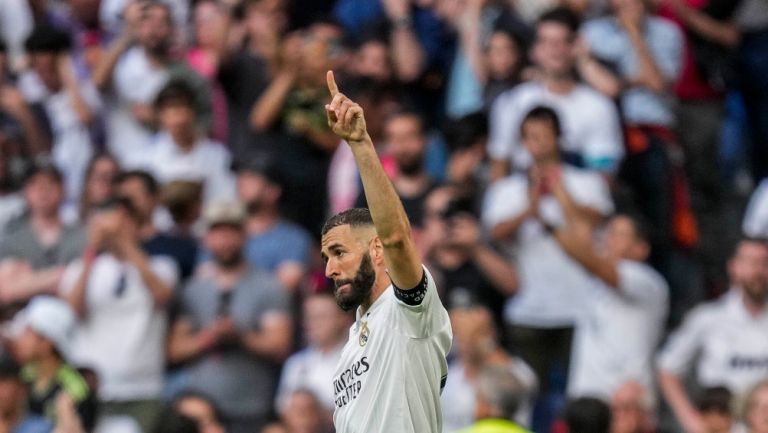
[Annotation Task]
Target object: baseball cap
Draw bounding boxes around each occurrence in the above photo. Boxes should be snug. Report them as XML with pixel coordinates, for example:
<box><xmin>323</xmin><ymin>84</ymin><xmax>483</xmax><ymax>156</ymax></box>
<box><xmin>203</xmin><ymin>201</ymin><xmax>246</xmax><ymax>228</ymax></box>
<box><xmin>12</xmin><ymin>296</ymin><xmax>76</xmax><ymax>360</ymax></box>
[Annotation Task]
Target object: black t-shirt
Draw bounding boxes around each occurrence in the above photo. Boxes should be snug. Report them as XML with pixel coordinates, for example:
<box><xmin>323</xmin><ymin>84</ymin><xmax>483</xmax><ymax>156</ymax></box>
<box><xmin>217</xmin><ymin>51</ymin><xmax>270</xmax><ymax>159</ymax></box>
<box><xmin>142</xmin><ymin>233</ymin><xmax>198</xmax><ymax>282</ymax></box>
<box><xmin>439</xmin><ymin>260</ymin><xmax>507</xmax><ymax>330</ymax></box>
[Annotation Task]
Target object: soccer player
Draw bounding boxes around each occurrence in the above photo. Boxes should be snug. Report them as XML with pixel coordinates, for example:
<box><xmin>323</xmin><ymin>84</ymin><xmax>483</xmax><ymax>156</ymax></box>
<box><xmin>321</xmin><ymin>71</ymin><xmax>453</xmax><ymax>433</ymax></box>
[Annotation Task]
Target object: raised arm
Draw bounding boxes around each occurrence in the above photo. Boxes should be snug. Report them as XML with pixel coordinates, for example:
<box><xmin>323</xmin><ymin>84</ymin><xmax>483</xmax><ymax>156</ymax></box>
<box><xmin>325</xmin><ymin>70</ymin><xmax>423</xmax><ymax>289</ymax></box>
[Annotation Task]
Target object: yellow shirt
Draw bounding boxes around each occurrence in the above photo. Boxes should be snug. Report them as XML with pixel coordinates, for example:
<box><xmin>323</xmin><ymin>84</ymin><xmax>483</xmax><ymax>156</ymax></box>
<box><xmin>457</xmin><ymin>418</ymin><xmax>533</xmax><ymax>433</ymax></box>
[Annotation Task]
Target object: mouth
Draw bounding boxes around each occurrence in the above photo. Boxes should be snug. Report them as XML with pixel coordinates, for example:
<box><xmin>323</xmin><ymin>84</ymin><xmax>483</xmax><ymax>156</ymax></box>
<box><xmin>335</xmin><ymin>282</ymin><xmax>352</xmax><ymax>292</ymax></box>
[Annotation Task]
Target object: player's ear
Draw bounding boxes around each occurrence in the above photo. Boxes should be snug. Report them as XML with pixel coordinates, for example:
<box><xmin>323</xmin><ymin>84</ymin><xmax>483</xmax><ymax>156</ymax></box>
<box><xmin>370</xmin><ymin>236</ymin><xmax>385</xmax><ymax>265</ymax></box>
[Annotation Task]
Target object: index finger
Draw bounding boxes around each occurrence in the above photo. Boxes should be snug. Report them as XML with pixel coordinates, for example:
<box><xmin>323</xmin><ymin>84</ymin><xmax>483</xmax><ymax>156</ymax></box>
<box><xmin>326</xmin><ymin>70</ymin><xmax>339</xmax><ymax>97</ymax></box>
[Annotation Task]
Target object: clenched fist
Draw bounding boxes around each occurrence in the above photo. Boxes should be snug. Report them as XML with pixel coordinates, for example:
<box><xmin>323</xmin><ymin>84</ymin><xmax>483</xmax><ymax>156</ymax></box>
<box><xmin>325</xmin><ymin>71</ymin><xmax>368</xmax><ymax>143</ymax></box>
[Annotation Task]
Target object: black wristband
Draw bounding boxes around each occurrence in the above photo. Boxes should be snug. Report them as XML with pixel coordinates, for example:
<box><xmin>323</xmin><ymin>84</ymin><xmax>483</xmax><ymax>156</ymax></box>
<box><xmin>393</xmin><ymin>270</ymin><xmax>428</xmax><ymax>306</ymax></box>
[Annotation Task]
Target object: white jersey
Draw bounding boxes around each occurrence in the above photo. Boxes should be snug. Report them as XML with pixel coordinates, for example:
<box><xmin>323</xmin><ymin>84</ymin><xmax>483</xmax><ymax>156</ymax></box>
<box><xmin>657</xmin><ymin>289</ymin><xmax>768</xmax><ymax>394</ymax></box>
<box><xmin>332</xmin><ymin>267</ymin><xmax>452</xmax><ymax>433</ymax></box>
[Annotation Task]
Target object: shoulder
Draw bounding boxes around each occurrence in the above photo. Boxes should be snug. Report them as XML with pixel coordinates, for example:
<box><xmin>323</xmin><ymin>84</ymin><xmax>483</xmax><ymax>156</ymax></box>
<box><xmin>571</xmin><ymin>84</ymin><xmax>616</xmax><ymax>110</ymax></box>
<box><xmin>56</xmin><ymin>365</ymin><xmax>90</xmax><ymax>402</ymax></box>
<box><xmin>488</xmin><ymin>174</ymin><xmax>528</xmax><ymax>196</ymax></box>
<box><xmin>582</xmin><ymin>17</ymin><xmax>615</xmax><ymax>36</ymax></box>
<box><xmin>563</xmin><ymin>165</ymin><xmax>607</xmax><ymax>187</ymax></box>
<box><xmin>617</xmin><ymin>260</ymin><xmax>669</xmax><ymax>297</ymax></box>
<box><xmin>494</xmin><ymin>81</ymin><xmax>541</xmax><ymax>108</ymax></box>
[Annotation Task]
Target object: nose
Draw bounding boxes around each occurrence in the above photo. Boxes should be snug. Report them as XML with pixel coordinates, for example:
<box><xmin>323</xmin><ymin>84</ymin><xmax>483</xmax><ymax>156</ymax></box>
<box><xmin>325</xmin><ymin>259</ymin><xmax>339</xmax><ymax>279</ymax></box>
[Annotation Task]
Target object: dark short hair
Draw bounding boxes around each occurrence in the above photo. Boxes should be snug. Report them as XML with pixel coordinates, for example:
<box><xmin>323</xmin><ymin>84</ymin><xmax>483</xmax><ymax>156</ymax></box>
<box><xmin>114</xmin><ymin>170</ymin><xmax>159</xmax><ymax>196</ymax></box>
<box><xmin>537</xmin><ymin>7</ymin><xmax>581</xmax><ymax>34</ymax></box>
<box><xmin>24</xmin><ymin>162</ymin><xmax>63</xmax><ymax>186</ymax></box>
<box><xmin>385</xmin><ymin>109</ymin><xmax>425</xmax><ymax>134</ymax></box>
<box><xmin>152</xmin><ymin>409</ymin><xmax>198</xmax><ymax>433</ymax></box>
<box><xmin>443</xmin><ymin>111</ymin><xmax>488</xmax><ymax>152</ymax></box>
<box><xmin>520</xmin><ymin>105</ymin><xmax>562</xmax><ymax>138</ymax></box>
<box><xmin>25</xmin><ymin>24</ymin><xmax>72</xmax><ymax>54</ymax></box>
<box><xmin>95</xmin><ymin>196</ymin><xmax>142</xmax><ymax>222</ymax></box>
<box><xmin>564</xmin><ymin>397</ymin><xmax>612</xmax><ymax>433</ymax></box>
<box><xmin>321</xmin><ymin>208</ymin><xmax>374</xmax><ymax>236</ymax></box>
<box><xmin>730</xmin><ymin>237</ymin><xmax>768</xmax><ymax>260</ymax></box>
<box><xmin>697</xmin><ymin>387</ymin><xmax>733</xmax><ymax>414</ymax></box>
<box><xmin>154</xmin><ymin>79</ymin><xmax>197</xmax><ymax>111</ymax></box>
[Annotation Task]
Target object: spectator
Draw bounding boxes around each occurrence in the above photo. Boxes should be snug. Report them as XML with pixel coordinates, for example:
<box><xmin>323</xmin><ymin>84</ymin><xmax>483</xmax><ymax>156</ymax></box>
<box><xmin>482</xmin><ymin>106</ymin><xmax>613</xmax><ymax>428</ymax></box>
<box><xmin>0</xmin><ymin>353</ymin><xmax>53</xmax><ymax>433</ymax></box>
<box><xmin>355</xmin><ymin>110</ymin><xmax>437</xmax><ymax>230</ymax></box>
<box><xmin>483</xmin><ymin>27</ymin><xmax>526</xmax><ymax>109</ymax></box>
<box><xmin>141</xmin><ymin>79</ymin><xmax>236</xmax><ymax>203</ymax></box>
<box><xmin>115</xmin><ymin>170</ymin><xmax>198</xmax><ymax>282</ymax></box>
<box><xmin>455</xmin><ymin>366</ymin><xmax>534</xmax><ymax>433</ymax></box>
<box><xmin>563</xmin><ymin>397</ymin><xmax>612</xmax><ymax>433</ymax></box>
<box><xmin>173</xmin><ymin>392</ymin><xmax>226</xmax><ymax>433</ymax></box>
<box><xmin>742</xmin><ymin>380</ymin><xmax>768</xmax><ymax>433</ymax></box>
<box><xmin>279</xmin><ymin>390</ymin><xmax>330</xmax><ymax>433</ymax></box>
<box><xmin>657</xmin><ymin>239</ymin><xmax>768</xmax><ymax>433</ymax></box>
<box><xmin>150</xmin><ymin>409</ymin><xmax>199</xmax><ymax>433</ymax></box>
<box><xmin>250</xmin><ymin>19</ymin><xmax>344</xmax><ymax>235</ymax></box>
<box><xmin>21</xmin><ymin>24</ymin><xmax>101</xmax><ymax>205</ymax></box>
<box><xmin>168</xmin><ymin>201</ymin><xmax>292</xmax><ymax>433</ymax></box>
<box><xmin>657</xmin><ymin>0</ymin><xmax>744</xmax><ymax>294</ymax></box>
<box><xmin>554</xmin><ymin>212</ymin><xmax>669</xmax><ymax>399</ymax></box>
<box><xmin>234</xmin><ymin>160</ymin><xmax>313</xmax><ymax>292</ymax></box>
<box><xmin>442</xmin><ymin>112</ymin><xmax>489</xmax><ymax>198</ymax></box>
<box><xmin>348</xmin><ymin>37</ymin><xmax>394</xmax><ymax>85</ymax></box>
<box><xmin>0</xmin><ymin>164</ymin><xmax>86</xmax><ymax>309</ymax></box>
<box><xmin>442</xmin><ymin>306</ymin><xmax>537</xmax><ymax>432</ymax></box>
<box><xmin>275</xmin><ymin>292</ymin><xmax>351</xmax><ymax>415</ymax></box>
<box><xmin>94</xmin><ymin>1</ymin><xmax>207</xmax><ymax>169</ymax></box>
<box><xmin>8</xmin><ymin>296</ymin><xmax>96</xmax><ymax>431</ymax></box>
<box><xmin>185</xmin><ymin>0</ymin><xmax>229</xmax><ymax>143</ymax></box>
<box><xmin>63</xmin><ymin>154</ymin><xmax>120</xmax><ymax>224</ymax></box>
<box><xmin>421</xmin><ymin>186</ymin><xmax>517</xmax><ymax>329</ymax></box>
<box><xmin>696</xmin><ymin>387</ymin><xmax>734</xmax><ymax>433</ymax></box>
<box><xmin>487</xmin><ymin>7</ymin><xmax>623</xmax><ymax>181</ymax></box>
<box><xmin>215</xmin><ymin>0</ymin><xmax>286</xmax><ymax>159</ymax></box>
<box><xmin>59</xmin><ymin>197</ymin><xmax>178</xmax><ymax>433</ymax></box>
<box><xmin>610</xmin><ymin>381</ymin><xmax>656</xmax><ymax>433</ymax></box>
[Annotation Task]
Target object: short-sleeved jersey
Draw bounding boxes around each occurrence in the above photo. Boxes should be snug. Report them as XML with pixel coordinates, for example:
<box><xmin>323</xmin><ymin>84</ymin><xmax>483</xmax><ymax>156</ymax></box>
<box><xmin>332</xmin><ymin>267</ymin><xmax>452</xmax><ymax>433</ymax></box>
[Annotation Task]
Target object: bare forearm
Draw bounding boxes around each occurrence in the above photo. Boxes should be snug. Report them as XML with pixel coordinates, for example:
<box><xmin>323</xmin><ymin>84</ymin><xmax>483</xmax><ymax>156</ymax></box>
<box><xmin>627</xmin><ymin>29</ymin><xmax>667</xmax><ymax>93</ymax></box>
<box><xmin>682</xmin><ymin>12</ymin><xmax>740</xmax><ymax>47</ymax></box>
<box><xmin>490</xmin><ymin>211</ymin><xmax>529</xmax><ymax>242</ymax></box>
<box><xmin>125</xmin><ymin>248</ymin><xmax>172</xmax><ymax>306</ymax></box>
<box><xmin>458</xmin><ymin>10</ymin><xmax>486</xmax><ymax>84</ymax></box>
<box><xmin>391</xmin><ymin>27</ymin><xmax>426</xmax><ymax>82</ymax></box>
<box><xmin>92</xmin><ymin>35</ymin><xmax>132</xmax><ymax>91</ymax></box>
<box><xmin>576</xmin><ymin>56</ymin><xmax>623</xmax><ymax>99</ymax></box>
<box><xmin>63</xmin><ymin>258</ymin><xmax>94</xmax><ymax>317</ymax></box>
<box><xmin>489</xmin><ymin>159</ymin><xmax>509</xmax><ymax>183</ymax></box>
<box><xmin>472</xmin><ymin>245</ymin><xmax>518</xmax><ymax>296</ymax></box>
<box><xmin>658</xmin><ymin>370</ymin><xmax>699</xmax><ymax>426</ymax></box>
<box><xmin>241</xmin><ymin>323</ymin><xmax>292</xmax><ymax>361</ymax></box>
<box><xmin>14</xmin><ymin>106</ymin><xmax>51</xmax><ymax>155</ymax></box>
<box><xmin>10</xmin><ymin>267</ymin><xmax>63</xmax><ymax>302</ymax></box>
<box><xmin>250</xmin><ymin>73</ymin><xmax>294</xmax><ymax>131</ymax></box>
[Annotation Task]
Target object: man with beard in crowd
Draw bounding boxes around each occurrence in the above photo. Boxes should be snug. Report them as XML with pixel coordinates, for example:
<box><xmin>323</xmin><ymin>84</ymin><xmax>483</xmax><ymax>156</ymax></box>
<box><xmin>168</xmin><ymin>201</ymin><xmax>292</xmax><ymax>433</ymax></box>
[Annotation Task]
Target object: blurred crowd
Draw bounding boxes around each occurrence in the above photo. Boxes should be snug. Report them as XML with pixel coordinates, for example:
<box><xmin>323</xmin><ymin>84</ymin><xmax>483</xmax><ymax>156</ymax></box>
<box><xmin>0</xmin><ymin>0</ymin><xmax>767</xmax><ymax>433</ymax></box>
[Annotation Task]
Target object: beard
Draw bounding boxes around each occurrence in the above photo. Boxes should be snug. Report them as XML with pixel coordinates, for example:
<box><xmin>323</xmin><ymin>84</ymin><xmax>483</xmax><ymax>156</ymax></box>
<box><xmin>334</xmin><ymin>253</ymin><xmax>376</xmax><ymax>311</ymax></box>
<box><xmin>397</xmin><ymin>155</ymin><xmax>425</xmax><ymax>177</ymax></box>
<box><xmin>246</xmin><ymin>198</ymin><xmax>267</xmax><ymax>215</ymax></box>
<box><xmin>742</xmin><ymin>280</ymin><xmax>768</xmax><ymax>305</ymax></box>
<box><xmin>214</xmin><ymin>249</ymin><xmax>244</xmax><ymax>270</ymax></box>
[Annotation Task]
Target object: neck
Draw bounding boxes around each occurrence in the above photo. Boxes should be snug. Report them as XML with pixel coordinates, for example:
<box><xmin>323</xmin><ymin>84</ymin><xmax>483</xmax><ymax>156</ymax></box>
<box><xmin>534</xmin><ymin>157</ymin><xmax>560</xmax><ymax>168</ymax></box>
<box><xmin>172</xmin><ymin>131</ymin><xmax>197</xmax><ymax>150</ymax></box>
<box><xmin>139</xmin><ymin>222</ymin><xmax>157</xmax><ymax>240</ymax></box>
<box><xmin>542</xmin><ymin>73</ymin><xmax>575</xmax><ymax>94</ymax></box>
<box><xmin>743</xmin><ymin>292</ymin><xmax>767</xmax><ymax>317</ymax></box>
<box><xmin>245</xmin><ymin>210</ymin><xmax>278</xmax><ymax>235</ymax></box>
<box><xmin>361</xmin><ymin>271</ymin><xmax>392</xmax><ymax>314</ymax></box>
<box><xmin>31</xmin><ymin>212</ymin><xmax>60</xmax><ymax>229</ymax></box>
<box><xmin>145</xmin><ymin>49</ymin><xmax>169</xmax><ymax>67</ymax></box>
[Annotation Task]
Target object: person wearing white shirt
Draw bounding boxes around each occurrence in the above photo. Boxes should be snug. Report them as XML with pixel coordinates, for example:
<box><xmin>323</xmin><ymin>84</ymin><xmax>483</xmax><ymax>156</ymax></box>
<box><xmin>276</xmin><ymin>292</ymin><xmax>352</xmax><ymax>416</ymax></box>
<box><xmin>21</xmin><ymin>26</ymin><xmax>101</xmax><ymax>205</ymax></box>
<box><xmin>59</xmin><ymin>197</ymin><xmax>178</xmax><ymax>433</ymax></box>
<box><xmin>553</xmin><ymin>210</ymin><xmax>669</xmax><ymax>400</ymax></box>
<box><xmin>487</xmin><ymin>8</ymin><xmax>623</xmax><ymax>181</ymax></box>
<box><xmin>140</xmin><ymin>80</ymin><xmax>235</xmax><ymax>203</ymax></box>
<box><xmin>657</xmin><ymin>239</ymin><xmax>768</xmax><ymax>433</ymax></box>
<box><xmin>94</xmin><ymin>2</ymin><xmax>174</xmax><ymax>168</ymax></box>
<box><xmin>321</xmin><ymin>72</ymin><xmax>452</xmax><ymax>433</ymax></box>
<box><xmin>482</xmin><ymin>106</ymin><xmax>613</xmax><ymax>413</ymax></box>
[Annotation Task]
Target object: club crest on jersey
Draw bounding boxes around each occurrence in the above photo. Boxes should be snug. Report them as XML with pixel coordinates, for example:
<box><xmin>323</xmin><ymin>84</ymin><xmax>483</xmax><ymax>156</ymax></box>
<box><xmin>359</xmin><ymin>321</ymin><xmax>370</xmax><ymax>346</ymax></box>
